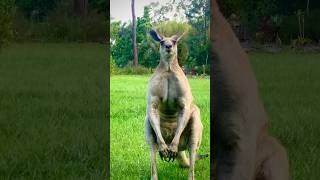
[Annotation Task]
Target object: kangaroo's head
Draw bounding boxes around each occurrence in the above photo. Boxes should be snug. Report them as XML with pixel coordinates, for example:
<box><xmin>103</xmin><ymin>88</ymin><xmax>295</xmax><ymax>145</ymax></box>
<box><xmin>150</xmin><ymin>30</ymin><xmax>184</xmax><ymax>61</ymax></box>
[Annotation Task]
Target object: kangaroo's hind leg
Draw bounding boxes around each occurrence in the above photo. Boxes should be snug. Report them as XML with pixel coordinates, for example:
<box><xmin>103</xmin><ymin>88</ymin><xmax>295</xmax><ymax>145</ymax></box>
<box><xmin>255</xmin><ymin>134</ymin><xmax>289</xmax><ymax>180</ymax></box>
<box><xmin>188</xmin><ymin>105</ymin><xmax>203</xmax><ymax>180</ymax></box>
<box><xmin>145</xmin><ymin>118</ymin><xmax>159</xmax><ymax>180</ymax></box>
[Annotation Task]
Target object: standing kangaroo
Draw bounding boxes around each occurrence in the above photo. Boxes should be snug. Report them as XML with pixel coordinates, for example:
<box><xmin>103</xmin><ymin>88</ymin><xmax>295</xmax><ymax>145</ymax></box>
<box><xmin>144</xmin><ymin>30</ymin><xmax>207</xmax><ymax>180</ymax></box>
<box><xmin>212</xmin><ymin>0</ymin><xmax>289</xmax><ymax>180</ymax></box>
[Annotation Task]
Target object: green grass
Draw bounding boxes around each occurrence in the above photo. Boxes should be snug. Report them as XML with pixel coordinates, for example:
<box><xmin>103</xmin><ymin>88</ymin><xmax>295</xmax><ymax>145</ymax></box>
<box><xmin>1</xmin><ymin>43</ymin><xmax>320</xmax><ymax>179</ymax></box>
<box><xmin>110</xmin><ymin>75</ymin><xmax>210</xmax><ymax>179</ymax></box>
<box><xmin>249</xmin><ymin>51</ymin><xmax>320</xmax><ymax>180</ymax></box>
<box><xmin>0</xmin><ymin>43</ymin><xmax>107</xmax><ymax>179</ymax></box>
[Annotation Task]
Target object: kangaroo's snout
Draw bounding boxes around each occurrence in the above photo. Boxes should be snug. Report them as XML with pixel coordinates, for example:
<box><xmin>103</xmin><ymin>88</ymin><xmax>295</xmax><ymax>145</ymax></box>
<box><xmin>165</xmin><ymin>44</ymin><xmax>172</xmax><ymax>49</ymax></box>
<box><xmin>161</xmin><ymin>40</ymin><xmax>174</xmax><ymax>54</ymax></box>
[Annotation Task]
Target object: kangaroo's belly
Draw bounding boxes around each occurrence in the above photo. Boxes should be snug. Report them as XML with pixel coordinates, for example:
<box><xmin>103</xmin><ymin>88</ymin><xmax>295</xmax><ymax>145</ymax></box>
<box><xmin>159</xmin><ymin>115</ymin><xmax>191</xmax><ymax>151</ymax></box>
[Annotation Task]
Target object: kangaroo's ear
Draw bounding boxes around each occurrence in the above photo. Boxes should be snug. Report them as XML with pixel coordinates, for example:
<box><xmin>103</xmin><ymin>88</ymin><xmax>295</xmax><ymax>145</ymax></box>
<box><xmin>171</xmin><ymin>31</ymin><xmax>186</xmax><ymax>43</ymax></box>
<box><xmin>150</xmin><ymin>30</ymin><xmax>162</xmax><ymax>42</ymax></box>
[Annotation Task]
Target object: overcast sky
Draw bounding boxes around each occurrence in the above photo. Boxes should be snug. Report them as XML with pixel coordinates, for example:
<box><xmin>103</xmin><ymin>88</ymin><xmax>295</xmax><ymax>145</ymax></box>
<box><xmin>110</xmin><ymin>0</ymin><xmax>169</xmax><ymax>22</ymax></box>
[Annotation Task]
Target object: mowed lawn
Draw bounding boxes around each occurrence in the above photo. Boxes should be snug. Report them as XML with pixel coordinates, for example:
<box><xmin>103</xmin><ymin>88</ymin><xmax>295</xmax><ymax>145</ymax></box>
<box><xmin>111</xmin><ymin>51</ymin><xmax>320</xmax><ymax>180</ymax></box>
<box><xmin>1</xmin><ymin>42</ymin><xmax>320</xmax><ymax>180</ymax></box>
<box><xmin>249</xmin><ymin>52</ymin><xmax>320</xmax><ymax>180</ymax></box>
<box><xmin>110</xmin><ymin>76</ymin><xmax>210</xmax><ymax>179</ymax></box>
<box><xmin>0</xmin><ymin>43</ymin><xmax>107</xmax><ymax>179</ymax></box>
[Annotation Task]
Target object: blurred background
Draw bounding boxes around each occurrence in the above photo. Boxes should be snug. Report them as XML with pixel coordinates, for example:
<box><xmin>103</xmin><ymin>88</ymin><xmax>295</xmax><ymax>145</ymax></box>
<box><xmin>219</xmin><ymin>0</ymin><xmax>320</xmax><ymax>51</ymax></box>
<box><xmin>0</xmin><ymin>0</ymin><xmax>108</xmax><ymax>179</ymax></box>
<box><xmin>1</xmin><ymin>0</ymin><xmax>107</xmax><ymax>43</ymax></box>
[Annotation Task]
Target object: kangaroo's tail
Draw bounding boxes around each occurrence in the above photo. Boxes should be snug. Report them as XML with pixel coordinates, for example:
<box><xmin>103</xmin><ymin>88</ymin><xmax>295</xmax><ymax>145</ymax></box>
<box><xmin>177</xmin><ymin>151</ymin><xmax>209</xmax><ymax>168</ymax></box>
<box><xmin>196</xmin><ymin>153</ymin><xmax>209</xmax><ymax>160</ymax></box>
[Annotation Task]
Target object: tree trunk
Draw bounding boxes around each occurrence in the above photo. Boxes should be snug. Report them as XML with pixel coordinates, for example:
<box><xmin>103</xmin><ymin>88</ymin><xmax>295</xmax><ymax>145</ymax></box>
<box><xmin>74</xmin><ymin>0</ymin><xmax>88</xmax><ymax>17</ymax></box>
<box><xmin>131</xmin><ymin>0</ymin><xmax>138</xmax><ymax>67</ymax></box>
<box><xmin>307</xmin><ymin>0</ymin><xmax>310</xmax><ymax>15</ymax></box>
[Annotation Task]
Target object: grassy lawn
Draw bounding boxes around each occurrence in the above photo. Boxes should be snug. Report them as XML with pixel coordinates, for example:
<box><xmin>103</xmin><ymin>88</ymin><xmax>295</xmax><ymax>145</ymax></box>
<box><xmin>1</xmin><ymin>42</ymin><xmax>319</xmax><ymax>180</ymax></box>
<box><xmin>0</xmin><ymin>43</ymin><xmax>107</xmax><ymax>179</ymax></box>
<box><xmin>110</xmin><ymin>75</ymin><xmax>210</xmax><ymax>179</ymax></box>
<box><xmin>249</xmin><ymin>52</ymin><xmax>320</xmax><ymax>180</ymax></box>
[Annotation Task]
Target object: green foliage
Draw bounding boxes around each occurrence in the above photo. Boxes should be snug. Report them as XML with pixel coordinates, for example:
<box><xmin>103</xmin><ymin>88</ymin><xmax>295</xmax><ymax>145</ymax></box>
<box><xmin>88</xmin><ymin>0</ymin><xmax>108</xmax><ymax>14</ymax></box>
<box><xmin>110</xmin><ymin>21</ymin><xmax>133</xmax><ymax>67</ymax></box>
<box><xmin>111</xmin><ymin>0</ymin><xmax>210</xmax><ymax>72</ymax></box>
<box><xmin>12</xmin><ymin>0</ymin><xmax>107</xmax><ymax>42</ymax></box>
<box><xmin>15</xmin><ymin>0</ymin><xmax>107</xmax><ymax>19</ymax></box>
<box><xmin>184</xmin><ymin>0</ymin><xmax>210</xmax><ymax>70</ymax></box>
<box><xmin>280</xmin><ymin>9</ymin><xmax>320</xmax><ymax>44</ymax></box>
<box><xmin>15</xmin><ymin>0</ymin><xmax>56</xmax><ymax>19</ymax></box>
<box><xmin>110</xmin><ymin>56</ymin><xmax>118</xmax><ymax>75</ymax></box>
<box><xmin>0</xmin><ymin>0</ymin><xmax>15</xmax><ymax>49</ymax></box>
<box><xmin>155</xmin><ymin>21</ymin><xmax>190</xmax><ymax>36</ymax></box>
<box><xmin>117</xmin><ymin>65</ymin><xmax>151</xmax><ymax>75</ymax></box>
<box><xmin>137</xmin><ymin>6</ymin><xmax>159</xmax><ymax>68</ymax></box>
<box><xmin>14</xmin><ymin>12</ymin><xmax>107</xmax><ymax>42</ymax></box>
<box><xmin>218</xmin><ymin>0</ymin><xmax>320</xmax><ymax>42</ymax></box>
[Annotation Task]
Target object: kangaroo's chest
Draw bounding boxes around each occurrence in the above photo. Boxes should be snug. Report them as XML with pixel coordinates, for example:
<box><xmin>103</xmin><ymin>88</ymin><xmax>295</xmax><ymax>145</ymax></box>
<box><xmin>156</xmin><ymin>73</ymin><xmax>184</xmax><ymax>109</ymax></box>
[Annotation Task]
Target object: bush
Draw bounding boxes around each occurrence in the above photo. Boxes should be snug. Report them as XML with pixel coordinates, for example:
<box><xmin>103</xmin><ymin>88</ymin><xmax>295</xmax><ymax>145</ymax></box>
<box><xmin>291</xmin><ymin>37</ymin><xmax>313</xmax><ymax>49</ymax></box>
<box><xmin>118</xmin><ymin>65</ymin><xmax>151</xmax><ymax>75</ymax></box>
<box><xmin>280</xmin><ymin>10</ymin><xmax>320</xmax><ymax>44</ymax></box>
<box><xmin>0</xmin><ymin>0</ymin><xmax>15</xmax><ymax>48</ymax></box>
<box><xmin>13</xmin><ymin>1</ymin><xmax>106</xmax><ymax>42</ymax></box>
<box><xmin>110</xmin><ymin>56</ymin><xmax>118</xmax><ymax>75</ymax></box>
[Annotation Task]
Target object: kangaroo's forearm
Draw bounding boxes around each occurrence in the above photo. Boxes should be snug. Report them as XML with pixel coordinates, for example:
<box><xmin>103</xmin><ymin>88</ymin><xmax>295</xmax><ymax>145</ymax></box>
<box><xmin>171</xmin><ymin>107</ymin><xmax>190</xmax><ymax>145</ymax></box>
<box><xmin>148</xmin><ymin>108</ymin><xmax>166</xmax><ymax>145</ymax></box>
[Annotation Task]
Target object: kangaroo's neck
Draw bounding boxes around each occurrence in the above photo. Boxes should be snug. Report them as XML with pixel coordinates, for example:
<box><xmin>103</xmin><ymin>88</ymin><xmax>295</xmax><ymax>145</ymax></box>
<box><xmin>212</xmin><ymin>1</ymin><xmax>247</xmax><ymax>66</ymax></box>
<box><xmin>211</xmin><ymin>0</ymin><xmax>256</xmax><ymax>89</ymax></box>
<box><xmin>159</xmin><ymin>54</ymin><xmax>180</xmax><ymax>72</ymax></box>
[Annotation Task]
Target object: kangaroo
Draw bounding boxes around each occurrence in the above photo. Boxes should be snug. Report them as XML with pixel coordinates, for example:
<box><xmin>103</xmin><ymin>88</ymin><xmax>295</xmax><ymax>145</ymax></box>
<box><xmin>211</xmin><ymin>0</ymin><xmax>289</xmax><ymax>180</ymax></box>
<box><xmin>144</xmin><ymin>30</ymin><xmax>207</xmax><ymax>180</ymax></box>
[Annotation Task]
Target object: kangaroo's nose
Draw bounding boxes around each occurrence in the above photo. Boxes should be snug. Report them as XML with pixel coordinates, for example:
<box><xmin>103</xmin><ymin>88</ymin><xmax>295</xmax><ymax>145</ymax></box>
<box><xmin>165</xmin><ymin>44</ymin><xmax>172</xmax><ymax>49</ymax></box>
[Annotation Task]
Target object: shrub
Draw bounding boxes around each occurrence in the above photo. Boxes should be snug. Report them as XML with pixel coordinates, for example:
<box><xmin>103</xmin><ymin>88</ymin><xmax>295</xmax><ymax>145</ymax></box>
<box><xmin>118</xmin><ymin>65</ymin><xmax>151</xmax><ymax>75</ymax></box>
<box><xmin>110</xmin><ymin>56</ymin><xmax>118</xmax><ymax>75</ymax></box>
<box><xmin>280</xmin><ymin>10</ymin><xmax>320</xmax><ymax>44</ymax></box>
<box><xmin>0</xmin><ymin>0</ymin><xmax>15</xmax><ymax>48</ymax></box>
<box><xmin>13</xmin><ymin>0</ymin><xmax>106</xmax><ymax>42</ymax></box>
<box><xmin>291</xmin><ymin>37</ymin><xmax>313</xmax><ymax>49</ymax></box>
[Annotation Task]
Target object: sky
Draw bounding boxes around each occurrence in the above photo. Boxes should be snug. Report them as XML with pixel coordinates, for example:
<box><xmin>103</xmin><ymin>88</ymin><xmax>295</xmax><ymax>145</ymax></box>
<box><xmin>110</xmin><ymin>0</ymin><xmax>169</xmax><ymax>22</ymax></box>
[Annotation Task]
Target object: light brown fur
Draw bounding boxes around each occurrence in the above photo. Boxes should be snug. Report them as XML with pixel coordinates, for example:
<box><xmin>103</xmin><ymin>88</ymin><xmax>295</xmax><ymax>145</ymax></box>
<box><xmin>211</xmin><ymin>1</ymin><xmax>289</xmax><ymax>180</ymax></box>
<box><xmin>144</xmin><ymin>30</ymin><xmax>206</xmax><ymax>180</ymax></box>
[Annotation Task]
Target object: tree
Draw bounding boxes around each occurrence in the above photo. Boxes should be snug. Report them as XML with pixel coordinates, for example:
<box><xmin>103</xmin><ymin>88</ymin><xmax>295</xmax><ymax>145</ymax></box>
<box><xmin>0</xmin><ymin>0</ymin><xmax>15</xmax><ymax>49</ymax></box>
<box><xmin>111</xmin><ymin>22</ymin><xmax>133</xmax><ymax>67</ymax></box>
<box><xmin>183</xmin><ymin>0</ymin><xmax>210</xmax><ymax>68</ymax></box>
<box><xmin>15</xmin><ymin>0</ymin><xmax>56</xmax><ymax>19</ymax></box>
<box><xmin>131</xmin><ymin>0</ymin><xmax>138</xmax><ymax>67</ymax></box>
<box><xmin>137</xmin><ymin>6</ymin><xmax>158</xmax><ymax>68</ymax></box>
<box><xmin>88</xmin><ymin>0</ymin><xmax>108</xmax><ymax>14</ymax></box>
<box><xmin>74</xmin><ymin>0</ymin><xmax>88</xmax><ymax>17</ymax></box>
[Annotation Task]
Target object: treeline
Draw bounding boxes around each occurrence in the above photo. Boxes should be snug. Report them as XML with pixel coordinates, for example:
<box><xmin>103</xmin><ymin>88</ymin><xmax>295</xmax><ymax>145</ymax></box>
<box><xmin>12</xmin><ymin>0</ymin><xmax>107</xmax><ymax>42</ymax></box>
<box><xmin>111</xmin><ymin>0</ymin><xmax>210</xmax><ymax>73</ymax></box>
<box><xmin>219</xmin><ymin>0</ymin><xmax>320</xmax><ymax>44</ymax></box>
<box><xmin>0</xmin><ymin>0</ymin><xmax>15</xmax><ymax>49</ymax></box>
